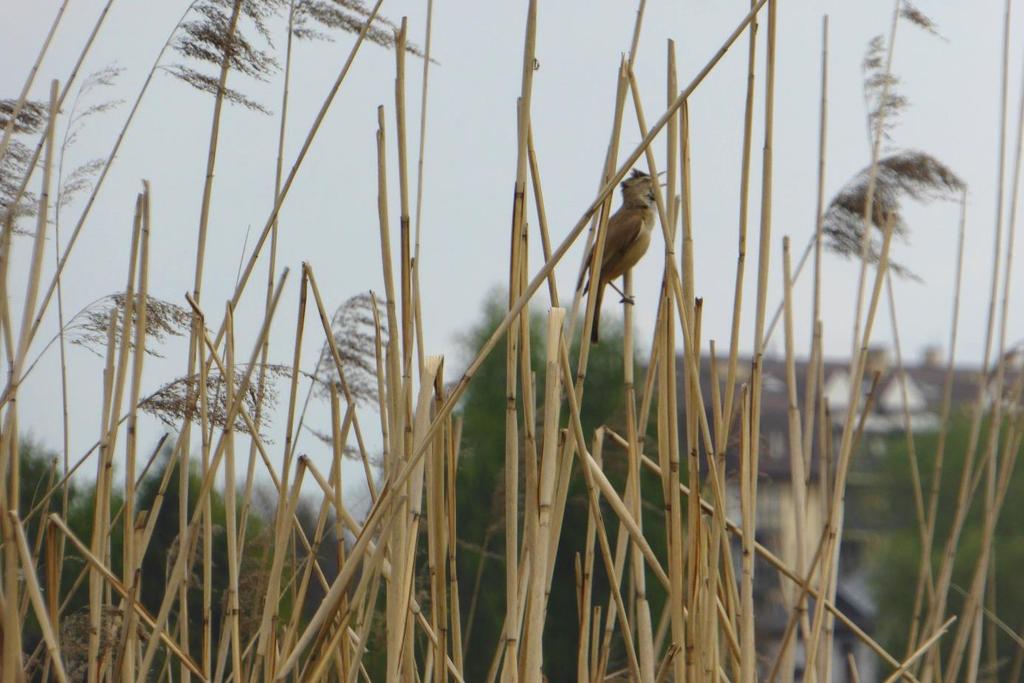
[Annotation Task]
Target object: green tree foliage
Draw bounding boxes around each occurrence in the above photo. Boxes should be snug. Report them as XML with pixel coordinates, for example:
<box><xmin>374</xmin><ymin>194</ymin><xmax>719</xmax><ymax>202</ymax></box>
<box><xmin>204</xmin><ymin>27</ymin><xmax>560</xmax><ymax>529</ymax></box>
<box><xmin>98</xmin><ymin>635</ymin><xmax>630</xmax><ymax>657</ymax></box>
<box><xmin>452</xmin><ymin>290</ymin><xmax>665</xmax><ymax>681</ymax></box>
<box><xmin>15</xmin><ymin>437</ymin><xmax>270</xmax><ymax>680</ymax></box>
<box><xmin>872</xmin><ymin>412</ymin><xmax>1024</xmax><ymax>677</ymax></box>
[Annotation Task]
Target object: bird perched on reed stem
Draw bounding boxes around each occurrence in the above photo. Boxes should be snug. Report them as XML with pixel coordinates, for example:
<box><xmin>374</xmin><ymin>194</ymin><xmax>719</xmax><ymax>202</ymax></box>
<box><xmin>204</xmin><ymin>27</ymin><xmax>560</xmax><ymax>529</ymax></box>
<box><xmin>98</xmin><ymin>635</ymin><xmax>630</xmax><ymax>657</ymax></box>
<box><xmin>579</xmin><ymin>169</ymin><xmax>657</xmax><ymax>343</ymax></box>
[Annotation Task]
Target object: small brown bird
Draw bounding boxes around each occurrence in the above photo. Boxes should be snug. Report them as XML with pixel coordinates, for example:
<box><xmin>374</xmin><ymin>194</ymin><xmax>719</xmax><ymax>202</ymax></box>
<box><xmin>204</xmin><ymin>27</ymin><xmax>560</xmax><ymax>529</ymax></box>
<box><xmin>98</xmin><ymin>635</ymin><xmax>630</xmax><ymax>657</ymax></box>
<box><xmin>579</xmin><ymin>169</ymin><xmax>657</xmax><ymax>343</ymax></box>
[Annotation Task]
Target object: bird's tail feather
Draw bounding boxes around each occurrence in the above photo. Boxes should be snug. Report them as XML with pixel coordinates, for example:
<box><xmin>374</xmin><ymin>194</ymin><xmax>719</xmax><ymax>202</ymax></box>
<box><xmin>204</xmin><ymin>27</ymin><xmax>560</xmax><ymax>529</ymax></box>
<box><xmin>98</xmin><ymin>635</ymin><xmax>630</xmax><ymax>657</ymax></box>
<box><xmin>590</xmin><ymin>284</ymin><xmax>603</xmax><ymax>344</ymax></box>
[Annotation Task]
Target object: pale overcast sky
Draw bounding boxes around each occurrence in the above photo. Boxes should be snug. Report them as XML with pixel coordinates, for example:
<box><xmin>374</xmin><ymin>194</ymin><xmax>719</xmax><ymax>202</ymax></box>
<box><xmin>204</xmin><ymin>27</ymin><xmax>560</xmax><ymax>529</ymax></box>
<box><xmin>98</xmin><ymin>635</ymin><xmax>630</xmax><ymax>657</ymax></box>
<box><xmin>3</xmin><ymin>1</ymin><xmax>1022</xmax><ymax>494</ymax></box>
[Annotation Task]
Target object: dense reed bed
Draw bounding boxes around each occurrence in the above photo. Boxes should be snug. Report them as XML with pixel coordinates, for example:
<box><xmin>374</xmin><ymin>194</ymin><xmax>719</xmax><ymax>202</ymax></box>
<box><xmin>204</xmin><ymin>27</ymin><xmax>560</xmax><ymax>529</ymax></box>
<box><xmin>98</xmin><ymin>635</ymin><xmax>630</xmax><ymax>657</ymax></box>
<box><xmin>0</xmin><ymin>0</ymin><xmax>1021</xmax><ymax>681</ymax></box>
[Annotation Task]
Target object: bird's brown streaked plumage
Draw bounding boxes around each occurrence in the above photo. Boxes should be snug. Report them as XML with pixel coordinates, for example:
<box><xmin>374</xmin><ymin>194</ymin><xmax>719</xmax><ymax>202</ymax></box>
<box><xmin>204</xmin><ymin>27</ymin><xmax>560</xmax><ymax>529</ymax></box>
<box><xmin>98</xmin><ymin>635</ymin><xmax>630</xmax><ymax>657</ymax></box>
<box><xmin>579</xmin><ymin>169</ymin><xmax>657</xmax><ymax>343</ymax></box>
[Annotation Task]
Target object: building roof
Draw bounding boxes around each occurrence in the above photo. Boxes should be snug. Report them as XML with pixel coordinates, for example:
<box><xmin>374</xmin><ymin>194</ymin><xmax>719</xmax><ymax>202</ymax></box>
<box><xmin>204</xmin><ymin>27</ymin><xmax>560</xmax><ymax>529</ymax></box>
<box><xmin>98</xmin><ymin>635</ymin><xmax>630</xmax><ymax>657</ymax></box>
<box><xmin>677</xmin><ymin>347</ymin><xmax>985</xmax><ymax>480</ymax></box>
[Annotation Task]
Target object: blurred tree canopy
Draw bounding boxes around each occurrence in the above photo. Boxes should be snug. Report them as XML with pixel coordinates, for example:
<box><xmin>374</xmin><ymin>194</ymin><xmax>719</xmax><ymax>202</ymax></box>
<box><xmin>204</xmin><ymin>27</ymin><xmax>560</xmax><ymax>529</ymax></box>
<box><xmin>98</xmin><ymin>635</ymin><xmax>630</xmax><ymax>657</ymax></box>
<box><xmin>15</xmin><ymin>437</ymin><xmax>271</xmax><ymax>680</ymax></box>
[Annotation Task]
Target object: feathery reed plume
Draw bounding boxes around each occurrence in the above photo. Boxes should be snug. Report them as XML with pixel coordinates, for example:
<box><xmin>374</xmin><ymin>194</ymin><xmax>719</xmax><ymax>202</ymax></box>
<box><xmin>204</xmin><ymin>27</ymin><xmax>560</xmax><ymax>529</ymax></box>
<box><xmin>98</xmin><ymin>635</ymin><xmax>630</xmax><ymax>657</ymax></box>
<box><xmin>313</xmin><ymin>291</ymin><xmax>388</xmax><ymax>405</ymax></box>
<box><xmin>55</xmin><ymin>66</ymin><xmax>124</xmax><ymax>211</ymax></box>
<box><xmin>862</xmin><ymin>35</ymin><xmax>908</xmax><ymax>142</ymax></box>
<box><xmin>900</xmin><ymin>1</ymin><xmax>942</xmax><ymax>38</ymax></box>
<box><xmin>823</xmin><ymin>150</ymin><xmax>965</xmax><ymax>276</ymax></box>
<box><xmin>0</xmin><ymin>99</ymin><xmax>47</xmax><ymax>135</ymax></box>
<box><xmin>0</xmin><ymin>99</ymin><xmax>46</xmax><ymax>227</ymax></box>
<box><xmin>292</xmin><ymin>0</ymin><xmax>426</xmax><ymax>57</ymax></box>
<box><xmin>167</xmin><ymin>0</ymin><xmax>283</xmax><ymax>113</ymax></box>
<box><xmin>68</xmin><ymin>294</ymin><xmax>191</xmax><ymax>358</ymax></box>
<box><xmin>0</xmin><ymin>139</ymin><xmax>39</xmax><ymax>227</ymax></box>
<box><xmin>140</xmin><ymin>362</ymin><xmax>299</xmax><ymax>435</ymax></box>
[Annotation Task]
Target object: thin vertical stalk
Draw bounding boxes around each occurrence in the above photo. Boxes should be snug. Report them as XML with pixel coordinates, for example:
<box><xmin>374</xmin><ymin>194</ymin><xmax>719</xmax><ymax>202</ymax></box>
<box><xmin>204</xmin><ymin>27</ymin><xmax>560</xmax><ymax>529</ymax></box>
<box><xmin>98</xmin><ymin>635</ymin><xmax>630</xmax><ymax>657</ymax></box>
<box><xmin>121</xmin><ymin>184</ymin><xmax>150</xmax><ymax>682</ymax></box>
<box><xmin>2</xmin><ymin>76</ymin><xmax>57</xmax><ymax>683</ymax></box>
<box><xmin>921</xmin><ymin>2</ymin><xmax>1016</xmax><ymax>674</ymax></box>
<box><xmin>850</xmin><ymin>0</ymin><xmax>900</xmax><ymax>361</ymax></box>
<box><xmin>411</xmin><ymin>0</ymin><xmax>435</xmax><ymax>374</ymax></box>
<box><xmin>179</xmin><ymin>5</ymin><xmax>244</xmax><ymax>678</ymax></box>
<box><xmin>781</xmin><ymin>237</ymin><xmax>808</xmax><ymax>669</ymax></box>
<box><xmin>720</xmin><ymin>0</ymin><xmax>759</xmax><ymax>453</ymax></box>
<box><xmin>523</xmin><ymin>308</ymin><xmax>564</xmax><ymax>680</ymax></box>
<box><xmin>742</xmin><ymin>0</ymin><xmax>778</xmax><ymax>677</ymax></box>
<box><xmin>254</xmin><ymin>267</ymin><xmax>307</xmax><ymax>681</ymax></box>
<box><xmin>220</xmin><ymin>306</ymin><xmax>242</xmax><ymax>680</ymax></box>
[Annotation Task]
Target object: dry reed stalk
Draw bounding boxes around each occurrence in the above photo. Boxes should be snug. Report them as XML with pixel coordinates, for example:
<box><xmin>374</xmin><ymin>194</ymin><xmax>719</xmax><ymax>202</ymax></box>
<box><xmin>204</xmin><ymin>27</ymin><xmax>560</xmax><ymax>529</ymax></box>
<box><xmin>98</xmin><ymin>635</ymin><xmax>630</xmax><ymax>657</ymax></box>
<box><xmin>85</xmin><ymin>150</ymin><xmax>125</xmax><ymax>683</ymax></box>
<box><xmin>884</xmin><ymin>275</ymin><xmax>931</xmax><ymax>542</ymax></box>
<box><xmin>719</xmin><ymin>0</ymin><xmax>759</xmax><ymax>460</ymax></box>
<box><xmin>331</xmin><ymin>387</ymin><xmax>352</xmax><ymax>677</ymax></box>
<box><xmin>0</xmin><ymin>0</ymin><xmax>115</xmax><ymax>251</ymax></box>
<box><xmin>484</xmin><ymin>556</ymin><xmax>529</xmax><ymax>683</ymax></box>
<box><xmin>739</xmin><ymin>383</ymin><xmax>756</xmax><ymax>683</ymax></box>
<box><xmin>411</xmin><ymin>0</ymin><xmax>435</xmax><ymax>374</ymax></box>
<box><xmin>245</xmin><ymin>1</ymin><xmax>296</xmax><ymax>638</ymax></box>
<box><xmin>849</xmin><ymin>0</ymin><xmax>900</xmax><ymax>365</ymax></box>
<box><xmin>304</xmin><ymin>267</ymin><xmax>373</xmax><ymax>480</ymax></box>
<box><xmin>849</xmin><ymin>653</ymin><xmax>862</xmax><ymax>683</ymax></box>
<box><xmin>201</xmin><ymin>0</ymin><xmax>386</xmax><ymax>356</ymax></box>
<box><xmin>659</xmin><ymin>285</ymin><xmax>687</xmax><ymax>683</ymax></box>
<box><xmin>276</xmin><ymin>473</ymin><xmax>403</xmax><ymax>679</ymax></box>
<box><xmin>426</xmin><ymin>364</ymin><xmax>449</xmax><ymax>683</ymax></box>
<box><xmin>765</xmin><ymin>527</ymin><xmax>830</xmax><ymax>682</ymax></box>
<box><xmin>624</xmin><ymin>283</ymin><xmax>653</xmax><ymax>678</ymax></box>
<box><xmin>22</xmin><ymin>463</ymin><xmax>58</xmax><ymax>622</ymax></box>
<box><xmin>565</xmin><ymin>58</ymin><xmax>628</xmax><ymax>348</ymax></box>
<box><xmin>779</xmin><ymin>236</ymin><xmax>808</xmax><ymax>680</ymax></box>
<box><xmin>575</xmin><ymin>429</ymin><xmax>603</xmax><ymax>683</ymax></box>
<box><xmin>300</xmin><ymin>515</ymin><xmax>396</xmax><ymax>682</ymax></box>
<box><xmin>395</xmin><ymin>19</ymin><xmax>414</xmax><ymax>393</ymax></box>
<box><xmin>12</xmin><ymin>9</ymin><xmax>196</xmax><ymax>405</ymax></box>
<box><xmin>137</xmin><ymin>270</ymin><xmax>288</xmax><ymax>678</ymax></box>
<box><xmin>0</xmin><ymin>0</ymin><xmax>68</xmax><ymax>164</ymax></box>
<box><xmin>943</xmin><ymin>376</ymin><xmax>1024</xmax><ymax>680</ymax></box>
<box><xmin>11</xmin><ymin>512</ymin><xmax>68</xmax><ymax>683</ymax></box>
<box><xmin>254</xmin><ymin>267</ymin><xmax>307</xmax><ymax>681</ymax></box>
<box><xmin>940</xmin><ymin>31</ymin><xmax>1024</xmax><ymax>678</ymax></box>
<box><xmin>501</xmin><ymin>3</ymin><xmax>538</xmax><ymax>678</ymax></box>
<box><xmin>523</xmin><ymin>308</ymin><xmax>565</xmax><ymax>680</ymax></box>
<box><xmin>395</xmin><ymin>49</ymin><xmax>417</xmax><ymax>678</ymax></box>
<box><xmin>624</xmin><ymin>69</ymin><xmax>672</xmax><ymax>252</ymax></box>
<box><xmin>920</xmin><ymin>2</ymin><xmax>1016</xmax><ymax>672</ymax></box>
<box><xmin>593</xmin><ymin>472</ymin><xmax>637</xmax><ymax>681</ymax></box>
<box><xmin>223</xmin><ymin>306</ymin><xmax>243</xmax><ymax>681</ymax></box>
<box><xmin>121</xmin><ymin>183</ymin><xmax>150</xmax><ymax>682</ymax></box>
<box><xmin>804</xmin><ymin>217</ymin><xmax>897</xmax><ymax>681</ymax></box>
<box><xmin>635</xmin><ymin>365</ymin><xmax>914</xmax><ymax>676</ymax></box>
<box><xmin>681</xmin><ymin>106</ymin><xmax>706</xmax><ymax>683</ymax></box>
<box><xmin>179</xmin><ymin>7</ymin><xmax>244</xmax><ymax>678</ymax></box>
<box><xmin>2</xmin><ymin>78</ymin><xmax>57</xmax><ymax>683</ymax></box>
<box><xmin>554</xmin><ymin>350</ymin><xmax>641</xmax><ymax>683</ymax></box>
<box><xmin>526</xmin><ymin>132</ymin><xmax>560</xmax><ymax>306</ymax></box>
<box><xmin>394</xmin><ymin>357</ymin><xmax>443</xmax><ymax>675</ymax></box>
<box><xmin>372</xmin><ymin>100</ymin><xmax>410</xmax><ymax>683</ymax></box>
<box><xmin>887</xmin><ymin>617</ymin><xmax>957</xmax><ymax>683</ymax></box>
<box><xmin>200</xmin><ymin>321</ymin><xmax>213</xmax><ymax>680</ymax></box>
<box><xmin>799</xmin><ymin>18</ymin><xmax>829</xmax><ymax>537</ymax></box>
<box><xmin>280</xmin><ymin>411</ymin><xmax>354</xmax><ymax>659</ymax></box>
<box><xmin>516</xmin><ymin>225</ymin><xmax>540</xmax><ymax>681</ymax></box>
<box><xmin>621</xmin><ymin>66</ymin><xmax>693</xmax><ymax>677</ymax></box>
<box><xmin>25</xmin><ymin>435</ymin><xmax>167</xmax><ymax>651</ymax></box>
<box><xmin>448</xmin><ymin>413</ymin><xmax>465</xmax><ymax>674</ymax></box>
<box><xmin>740</xmin><ymin>0</ymin><xmax>779</xmax><ymax>677</ymax></box>
<box><xmin>47</xmin><ymin>514</ymin><xmax>205</xmax><ymax>678</ymax></box>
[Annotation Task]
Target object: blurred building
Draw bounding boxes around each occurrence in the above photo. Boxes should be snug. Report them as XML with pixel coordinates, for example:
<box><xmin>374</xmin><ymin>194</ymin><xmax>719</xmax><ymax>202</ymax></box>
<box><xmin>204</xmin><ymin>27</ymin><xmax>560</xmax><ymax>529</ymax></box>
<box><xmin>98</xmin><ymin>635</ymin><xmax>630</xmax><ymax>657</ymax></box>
<box><xmin>678</xmin><ymin>345</ymin><xmax>981</xmax><ymax>682</ymax></box>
